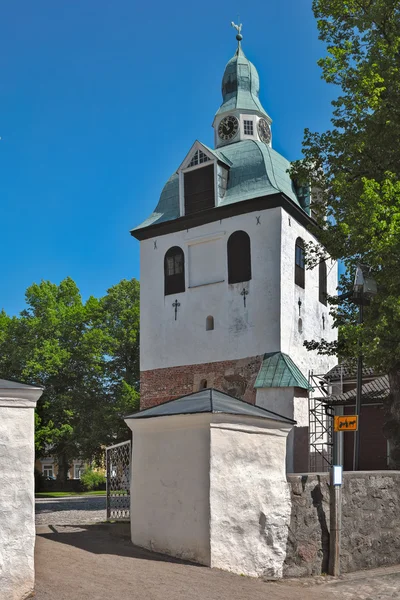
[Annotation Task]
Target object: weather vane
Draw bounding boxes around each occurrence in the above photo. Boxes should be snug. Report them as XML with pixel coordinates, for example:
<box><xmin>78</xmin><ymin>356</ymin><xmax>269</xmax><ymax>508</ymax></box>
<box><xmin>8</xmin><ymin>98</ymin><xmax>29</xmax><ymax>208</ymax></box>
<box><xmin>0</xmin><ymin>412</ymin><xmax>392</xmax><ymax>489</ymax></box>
<box><xmin>231</xmin><ymin>20</ymin><xmax>243</xmax><ymax>42</ymax></box>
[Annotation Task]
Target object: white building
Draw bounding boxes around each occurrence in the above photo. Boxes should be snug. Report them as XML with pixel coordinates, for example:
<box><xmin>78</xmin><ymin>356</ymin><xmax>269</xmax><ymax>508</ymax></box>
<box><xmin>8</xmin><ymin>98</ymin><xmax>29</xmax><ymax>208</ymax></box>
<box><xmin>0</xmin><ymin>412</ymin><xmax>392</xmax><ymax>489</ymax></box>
<box><xmin>131</xmin><ymin>31</ymin><xmax>337</xmax><ymax>472</ymax></box>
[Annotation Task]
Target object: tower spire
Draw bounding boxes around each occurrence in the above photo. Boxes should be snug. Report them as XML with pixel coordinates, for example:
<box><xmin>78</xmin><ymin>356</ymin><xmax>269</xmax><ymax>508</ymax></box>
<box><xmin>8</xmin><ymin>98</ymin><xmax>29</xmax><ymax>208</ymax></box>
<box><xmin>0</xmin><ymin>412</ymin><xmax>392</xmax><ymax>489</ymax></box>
<box><xmin>231</xmin><ymin>20</ymin><xmax>243</xmax><ymax>48</ymax></box>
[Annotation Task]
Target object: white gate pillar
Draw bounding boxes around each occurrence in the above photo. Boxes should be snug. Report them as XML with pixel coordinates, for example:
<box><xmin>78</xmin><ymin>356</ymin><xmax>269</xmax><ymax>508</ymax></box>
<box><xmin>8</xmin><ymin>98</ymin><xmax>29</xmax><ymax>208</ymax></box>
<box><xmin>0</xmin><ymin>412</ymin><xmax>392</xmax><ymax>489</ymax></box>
<box><xmin>0</xmin><ymin>379</ymin><xmax>43</xmax><ymax>600</ymax></box>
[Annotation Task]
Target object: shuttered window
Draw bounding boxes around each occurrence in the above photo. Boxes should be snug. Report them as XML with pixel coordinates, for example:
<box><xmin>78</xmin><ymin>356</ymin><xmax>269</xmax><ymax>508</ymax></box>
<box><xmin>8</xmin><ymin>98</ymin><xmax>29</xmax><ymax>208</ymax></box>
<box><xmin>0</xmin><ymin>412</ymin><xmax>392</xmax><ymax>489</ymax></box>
<box><xmin>184</xmin><ymin>164</ymin><xmax>215</xmax><ymax>215</ymax></box>
<box><xmin>227</xmin><ymin>231</ymin><xmax>252</xmax><ymax>284</ymax></box>
<box><xmin>295</xmin><ymin>238</ymin><xmax>305</xmax><ymax>288</ymax></box>
<box><xmin>164</xmin><ymin>247</ymin><xmax>185</xmax><ymax>296</ymax></box>
<box><xmin>319</xmin><ymin>261</ymin><xmax>327</xmax><ymax>305</ymax></box>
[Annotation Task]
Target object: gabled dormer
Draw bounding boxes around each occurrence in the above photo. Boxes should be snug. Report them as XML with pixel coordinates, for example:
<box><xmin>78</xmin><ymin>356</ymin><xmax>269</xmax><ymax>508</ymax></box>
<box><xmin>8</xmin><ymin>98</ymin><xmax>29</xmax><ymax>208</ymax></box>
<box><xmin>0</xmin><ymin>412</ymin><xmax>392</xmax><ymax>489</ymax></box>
<box><xmin>177</xmin><ymin>141</ymin><xmax>231</xmax><ymax>217</ymax></box>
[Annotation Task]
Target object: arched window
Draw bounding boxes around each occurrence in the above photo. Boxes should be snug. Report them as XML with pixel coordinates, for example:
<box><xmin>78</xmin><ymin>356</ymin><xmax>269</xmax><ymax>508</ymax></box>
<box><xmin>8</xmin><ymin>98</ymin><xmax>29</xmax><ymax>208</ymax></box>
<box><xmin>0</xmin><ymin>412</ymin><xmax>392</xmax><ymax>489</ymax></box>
<box><xmin>206</xmin><ymin>316</ymin><xmax>214</xmax><ymax>331</ymax></box>
<box><xmin>227</xmin><ymin>231</ymin><xmax>252</xmax><ymax>284</ymax></box>
<box><xmin>199</xmin><ymin>379</ymin><xmax>208</xmax><ymax>390</ymax></box>
<box><xmin>319</xmin><ymin>261</ymin><xmax>327</xmax><ymax>305</ymax></box>
<box><xmin>164</xmin><ymin>247</ymin><xmax>185</xmax><ymax>296</ymax></box>
<box><xmin>295</xmin><ymin>238</ymin><xmax>305</xmax><ymax>288</ymax></box>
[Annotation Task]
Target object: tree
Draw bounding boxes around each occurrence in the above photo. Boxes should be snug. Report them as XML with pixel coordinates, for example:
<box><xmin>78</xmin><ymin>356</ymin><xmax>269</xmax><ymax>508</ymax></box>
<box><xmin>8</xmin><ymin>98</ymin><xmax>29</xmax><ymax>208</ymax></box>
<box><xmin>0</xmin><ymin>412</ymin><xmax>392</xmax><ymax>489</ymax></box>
<box><xmin>0</xmin><ymin>277</ymin><xmax>140</xmax><ymax>481</ymax></box>
<box><xmin>98</xmin><ymin>278</ymin><xmax>140</xmax><ymax>446</ymax></box>
<box><xmin>291</xmin><ymin>1</ymin><xmax>400</xmax><ymax>466</ymax></box>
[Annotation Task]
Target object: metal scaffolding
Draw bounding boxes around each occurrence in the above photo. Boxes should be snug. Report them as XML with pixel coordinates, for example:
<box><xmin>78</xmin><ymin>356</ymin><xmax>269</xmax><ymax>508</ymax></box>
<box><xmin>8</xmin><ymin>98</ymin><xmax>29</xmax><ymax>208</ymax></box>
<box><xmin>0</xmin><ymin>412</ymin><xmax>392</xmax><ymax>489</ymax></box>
<box><xmin>308</xmin><ymin>371</ymin><xmax>334</xmax><ymax>472</ymax></box>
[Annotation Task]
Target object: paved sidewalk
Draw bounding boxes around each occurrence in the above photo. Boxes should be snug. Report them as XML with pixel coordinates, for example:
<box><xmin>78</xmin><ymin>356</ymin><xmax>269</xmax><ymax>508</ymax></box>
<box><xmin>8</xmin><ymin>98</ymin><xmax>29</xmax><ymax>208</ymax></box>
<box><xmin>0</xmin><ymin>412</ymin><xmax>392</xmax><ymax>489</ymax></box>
<box><xmin>34</xmin><ymin>524</ymin><xmax>327</xmax><ymax>600</ymax></box>
<box><xmin>34</xmin><ymin>523</ymin><xmax>400</xmax><ymax>600</ymax></box>
<box><xmin>315</xmin><ymin>566</ymin><xmax>400</xmax><ymax>599</ymax></box>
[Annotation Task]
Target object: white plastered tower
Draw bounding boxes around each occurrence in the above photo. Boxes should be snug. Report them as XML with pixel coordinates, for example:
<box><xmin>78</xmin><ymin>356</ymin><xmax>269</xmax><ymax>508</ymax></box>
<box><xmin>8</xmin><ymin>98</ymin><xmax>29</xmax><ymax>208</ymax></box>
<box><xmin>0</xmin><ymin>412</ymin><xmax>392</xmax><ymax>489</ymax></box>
<box><xmin>131</xmin><ymin>30</ymin><xmax>337</xmax><ymax>472</ymax></box>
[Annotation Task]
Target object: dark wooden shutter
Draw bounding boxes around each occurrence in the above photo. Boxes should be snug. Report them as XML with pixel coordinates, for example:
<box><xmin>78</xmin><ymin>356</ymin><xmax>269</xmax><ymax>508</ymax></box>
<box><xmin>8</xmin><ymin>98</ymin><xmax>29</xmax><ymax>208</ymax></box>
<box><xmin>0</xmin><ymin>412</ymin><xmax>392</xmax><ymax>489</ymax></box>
<box><xmin>295</xmin><ymin>238</ymin><xmax>305</xmax><ymax>289</ymax></box>
<box><xmin>184</xmin><ymin>165</ymin><xmax>215</xmax><ymax>215</ymax></box>
<box><xmin>227</xmin><ymin>231</ymin><xmax>252</xmax><ymax>284</ymax></box>
<box><xmin>319</xmin><ymin>261</ymin><xmax>327</xmax><ymax>305</ymax></box>
<box><xmin>164</xmin><ymin>247</ymin><xmax>185</xmax><ymax>296</ymax></box>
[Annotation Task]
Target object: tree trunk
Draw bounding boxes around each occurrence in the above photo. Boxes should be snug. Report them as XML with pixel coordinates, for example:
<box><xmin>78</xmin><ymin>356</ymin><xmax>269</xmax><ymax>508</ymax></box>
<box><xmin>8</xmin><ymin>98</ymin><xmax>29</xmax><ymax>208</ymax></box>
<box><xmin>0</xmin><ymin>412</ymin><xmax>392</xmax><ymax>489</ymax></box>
<box><xmin>384</xmin><ymin>368</ymin><xmax>400</xmax><ymax>469</ymax></box>
<box><xmin>56</xmin><ymin>452</ymin><xmax>71</xmax><ymax>484</ymax></box>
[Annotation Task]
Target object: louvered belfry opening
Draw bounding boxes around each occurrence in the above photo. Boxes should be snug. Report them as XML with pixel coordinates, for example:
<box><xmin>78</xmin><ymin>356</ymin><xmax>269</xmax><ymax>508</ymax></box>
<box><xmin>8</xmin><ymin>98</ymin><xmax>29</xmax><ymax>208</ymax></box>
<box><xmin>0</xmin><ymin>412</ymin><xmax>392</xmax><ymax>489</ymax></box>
<box><xmin>227</xmin><ymin>230</ymin><xmax>252</xmax><ymax>284</ymax></box>
<box><xmin>164</xmin><ymin>246</ymin><xmax>185</xmax><ymax>295</ymax></box>
<box><xmin>295</xmin><ymin>237</ymin><xmax>305</xmax><ymax>288</ymax></box>
<box><xmin>184</xmin><ymin>164</ymin><xmax>215</xmax><ymax>215</ymax></box>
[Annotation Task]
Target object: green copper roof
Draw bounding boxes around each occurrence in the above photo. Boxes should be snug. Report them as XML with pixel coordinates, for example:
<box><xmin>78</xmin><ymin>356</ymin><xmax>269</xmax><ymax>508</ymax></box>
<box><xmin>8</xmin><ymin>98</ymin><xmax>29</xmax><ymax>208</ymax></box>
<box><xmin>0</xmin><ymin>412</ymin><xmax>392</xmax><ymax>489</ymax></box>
<box><xmin>132</xmin><ymin>140</ymin><xmax>301</xmax><ymax>231</ymax></box>
<box><xmin>255</xmin><ymin>352</ymin><xmax>311</xmax><ymax>390</ymax></box>
<box><xmin>215</xmin><ymin>45</ymin><xmax>270</xmax><ymax>119</ymax></box>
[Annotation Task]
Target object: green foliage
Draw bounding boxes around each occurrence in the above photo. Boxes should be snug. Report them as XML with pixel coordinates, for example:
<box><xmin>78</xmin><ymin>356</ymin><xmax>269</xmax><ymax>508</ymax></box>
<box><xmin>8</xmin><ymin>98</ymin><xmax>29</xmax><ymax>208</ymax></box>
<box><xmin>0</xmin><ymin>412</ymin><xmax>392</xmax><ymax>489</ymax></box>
<box><xmin>291</xmin><ymin>1</ymin><xmax>400</xmax><ymax>465</ymax></box>
<box><xmin>80</xmin><ymin>468</ymin><xmax>106</xmax><ymax>491</ymax></box>
<box><xmin>0</xmin><ymin>277</ymin><xmax>140</xmax><ymax>480</ymax></box>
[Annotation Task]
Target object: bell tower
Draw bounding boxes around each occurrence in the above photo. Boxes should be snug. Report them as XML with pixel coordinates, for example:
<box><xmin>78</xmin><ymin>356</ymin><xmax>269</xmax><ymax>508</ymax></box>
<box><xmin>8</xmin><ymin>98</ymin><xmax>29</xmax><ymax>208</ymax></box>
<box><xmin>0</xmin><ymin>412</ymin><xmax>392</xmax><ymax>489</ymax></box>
<box><xmin>213</xmin><ymin>24</ymin><xmax>272</xmax><ymax>149</ymax></box>
<box><xmin>130</xmin><ymin>25</ymin><xmax>337</xmax><ymax>473</ymax></box>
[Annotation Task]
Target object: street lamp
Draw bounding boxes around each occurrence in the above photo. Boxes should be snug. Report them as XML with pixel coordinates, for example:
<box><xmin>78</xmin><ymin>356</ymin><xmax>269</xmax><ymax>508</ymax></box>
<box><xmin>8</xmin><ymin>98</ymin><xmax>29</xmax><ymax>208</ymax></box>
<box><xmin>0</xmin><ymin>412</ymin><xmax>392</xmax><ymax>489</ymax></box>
<box><xmin>353</xmin><ymin>264</ymin><xmax>378</xmax><ymax>301</ymax></box>
<box><xmin>352</xmin><ymin>264</ymin><xmax>377</xmax><ymax>471</ymax></box>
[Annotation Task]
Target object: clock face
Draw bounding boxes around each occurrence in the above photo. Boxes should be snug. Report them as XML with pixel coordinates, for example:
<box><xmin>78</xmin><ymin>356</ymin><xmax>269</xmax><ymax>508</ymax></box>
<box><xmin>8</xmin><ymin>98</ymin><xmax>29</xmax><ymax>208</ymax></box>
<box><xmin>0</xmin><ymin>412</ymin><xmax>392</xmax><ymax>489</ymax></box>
<box><xmin>218</xmin><ymin>115</ymin><xmax>239</xmax><ymax>141</ymax></box>
<box><xmin>258</xmin><ymin>118</ymin><xmax>271</xmax><ymax>144</ymax></box>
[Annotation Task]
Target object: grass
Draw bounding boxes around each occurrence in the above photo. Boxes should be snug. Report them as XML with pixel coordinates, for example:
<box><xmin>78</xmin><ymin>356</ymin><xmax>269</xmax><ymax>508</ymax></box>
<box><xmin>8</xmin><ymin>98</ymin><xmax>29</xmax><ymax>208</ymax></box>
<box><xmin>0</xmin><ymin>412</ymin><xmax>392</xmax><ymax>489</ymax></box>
<box><xmin>35</xmin><ymin>490</ymin><xmax>107</xmax><ymax>498</ymax></box>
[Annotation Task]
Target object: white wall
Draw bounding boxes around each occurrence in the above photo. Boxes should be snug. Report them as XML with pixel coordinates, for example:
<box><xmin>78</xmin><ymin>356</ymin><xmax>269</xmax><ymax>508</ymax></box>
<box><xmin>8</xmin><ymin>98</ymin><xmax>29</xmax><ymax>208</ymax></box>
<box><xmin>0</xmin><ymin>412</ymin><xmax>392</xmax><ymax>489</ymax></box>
<box><xmin>127</xmin><ymin>412</ymin><xmax>293</xmax><ymax>577</ymax></box>
<box><xmin>255</xmin><ymin>388</ymin><xmax>309</xmax><ymax>473</ymax></box>
<box><xmin>140</xmin><ymin>206</ymin><xmax>337</xmax><ymax>377</ymax></box>
<box><xmin>140</xmin><ymin>208</ymin><xmax>282</xmax><ymax>371</ymax></box>
<box><xmin>128</xmin><ymin>414</ymin><xmax>211</xmax><ymax>565</ymax></box>
<box><xmin>280</xmin><ymin>209</ymin><xmax>337</xmax><ymax>377</ymax></box>
<box><xmin>0</xmin><ymin>385</ymin><xmax>42</xmax><ymax>600</ymax></box>
<box><xmin>256</xmin><ymin>388</ymin><xmax>295</xmax><ymax>420</ymax></box>
<box><xmin>209</xmin><ymin>415</ymin><xmax>292</xmax><ymax>577</ymax></box>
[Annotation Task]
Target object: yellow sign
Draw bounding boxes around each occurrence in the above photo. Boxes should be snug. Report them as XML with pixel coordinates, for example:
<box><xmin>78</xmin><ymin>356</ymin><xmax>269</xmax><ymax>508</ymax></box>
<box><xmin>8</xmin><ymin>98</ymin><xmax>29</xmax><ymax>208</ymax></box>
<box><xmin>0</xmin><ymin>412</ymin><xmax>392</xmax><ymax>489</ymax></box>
<box><xmin>334</xmin><ymin>415</ymin><xmax>358</xmax><ymax>432</ymax></box>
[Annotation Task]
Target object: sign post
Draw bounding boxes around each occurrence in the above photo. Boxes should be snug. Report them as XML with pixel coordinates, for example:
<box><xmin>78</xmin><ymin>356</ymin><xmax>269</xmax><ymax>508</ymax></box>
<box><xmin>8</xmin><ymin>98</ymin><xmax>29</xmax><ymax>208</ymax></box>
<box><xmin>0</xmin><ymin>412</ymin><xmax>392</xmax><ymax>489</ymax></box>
<box><xmin>329</xmin><ymin>465</ymin><xmax>343</xmax><ymax>577</ymax></box>
<box><xmin>329</xmin><ymin>418</ymin><xmax>358</xmax><ymax>577</ymax></box>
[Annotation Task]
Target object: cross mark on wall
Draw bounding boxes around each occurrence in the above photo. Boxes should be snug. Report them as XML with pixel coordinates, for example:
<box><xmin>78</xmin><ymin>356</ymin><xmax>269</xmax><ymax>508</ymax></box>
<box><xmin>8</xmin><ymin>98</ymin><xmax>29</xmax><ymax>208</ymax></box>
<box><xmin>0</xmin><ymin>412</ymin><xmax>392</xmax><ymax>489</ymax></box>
<box><xmin>256</xmin><ymin>216</ymin><xmax>261</xmax><ymax>225</ymax></box>
<box><xmin>172</xmin><ymin>299</ymin><xmax>181</xmax><ymax>321</ymax></box>
<box><xmin>241</xmin><ymin>288</ymin><xmax>249</xmax><ymax>308</ymax></box>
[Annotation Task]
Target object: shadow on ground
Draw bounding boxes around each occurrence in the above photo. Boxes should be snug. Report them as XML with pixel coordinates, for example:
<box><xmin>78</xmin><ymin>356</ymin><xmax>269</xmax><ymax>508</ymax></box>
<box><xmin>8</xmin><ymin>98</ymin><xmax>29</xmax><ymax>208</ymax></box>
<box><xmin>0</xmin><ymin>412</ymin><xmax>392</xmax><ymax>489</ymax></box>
<box><xmin>36</xmin><ymin>522</ymin><xmax>203</xmax><ymax>566</ymax></box>
<box><xmin>35</xmin><ymin>497</ymin><xmax>106</xmax><ymax>513</ymax></box>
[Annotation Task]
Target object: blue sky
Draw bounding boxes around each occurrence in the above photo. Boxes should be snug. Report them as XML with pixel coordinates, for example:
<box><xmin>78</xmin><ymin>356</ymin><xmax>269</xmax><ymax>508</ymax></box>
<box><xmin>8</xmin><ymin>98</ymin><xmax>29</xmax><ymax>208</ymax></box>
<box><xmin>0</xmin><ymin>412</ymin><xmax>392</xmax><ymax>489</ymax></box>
<box><xmin>0</xmin><ymin>0</ymin><xmax>335</xmax><ymax>315</ymax></box>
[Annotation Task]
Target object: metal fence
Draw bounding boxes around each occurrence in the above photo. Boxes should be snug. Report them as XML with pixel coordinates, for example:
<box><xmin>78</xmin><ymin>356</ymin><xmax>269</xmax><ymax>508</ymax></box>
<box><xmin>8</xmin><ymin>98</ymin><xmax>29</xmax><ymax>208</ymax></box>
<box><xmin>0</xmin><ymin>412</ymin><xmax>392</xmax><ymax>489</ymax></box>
<box><xmin>106</xmin><ymin>440</ymin><xmax>131</xmax><ymax>520</ymax></box>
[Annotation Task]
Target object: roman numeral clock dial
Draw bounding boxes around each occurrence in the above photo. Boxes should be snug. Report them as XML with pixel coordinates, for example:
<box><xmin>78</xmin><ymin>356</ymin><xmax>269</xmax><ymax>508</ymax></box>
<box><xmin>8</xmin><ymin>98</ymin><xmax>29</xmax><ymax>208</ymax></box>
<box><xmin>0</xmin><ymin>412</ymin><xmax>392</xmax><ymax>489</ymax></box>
<box><xmin>218</xmin><ymin>115</ymin><xmax>239</xmax><ymax>141</ymax></box>
<box><xmin>258</xmin><ymin>118</ymin><xmax>271</xmax><ymax>144</ymax></box>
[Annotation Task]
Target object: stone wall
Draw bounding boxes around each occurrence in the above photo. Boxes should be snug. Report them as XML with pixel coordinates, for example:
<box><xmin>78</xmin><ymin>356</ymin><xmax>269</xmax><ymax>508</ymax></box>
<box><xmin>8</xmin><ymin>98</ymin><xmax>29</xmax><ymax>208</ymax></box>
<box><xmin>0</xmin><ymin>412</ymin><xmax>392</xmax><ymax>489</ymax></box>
<box><xmin>140</xmin><ymin>355</ymin><xmax>263</xmax><ymax>409</ymax></box>
<box><xmin>284</xmin><ymin>471</ymin><xmax>400</xmax><ymax>577</ymax></box>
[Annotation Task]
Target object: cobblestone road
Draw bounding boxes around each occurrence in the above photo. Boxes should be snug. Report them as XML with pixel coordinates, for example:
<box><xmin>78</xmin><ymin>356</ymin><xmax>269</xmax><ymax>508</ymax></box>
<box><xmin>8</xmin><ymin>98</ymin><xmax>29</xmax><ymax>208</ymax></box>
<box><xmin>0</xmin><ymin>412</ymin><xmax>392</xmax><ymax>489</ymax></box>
<box><xmin>35</xmin><ymin>496</ymin><xmax>106</xmax><ymax>525</ymax></box>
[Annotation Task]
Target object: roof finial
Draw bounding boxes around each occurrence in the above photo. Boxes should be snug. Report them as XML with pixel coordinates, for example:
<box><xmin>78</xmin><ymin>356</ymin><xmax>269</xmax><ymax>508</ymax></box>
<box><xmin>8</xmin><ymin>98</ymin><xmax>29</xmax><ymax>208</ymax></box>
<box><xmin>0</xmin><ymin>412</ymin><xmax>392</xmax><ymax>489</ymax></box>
<box><xmin>231</xmin><ymin>20</ymin><xmax>243</xmax><ymax>43</ymax></box>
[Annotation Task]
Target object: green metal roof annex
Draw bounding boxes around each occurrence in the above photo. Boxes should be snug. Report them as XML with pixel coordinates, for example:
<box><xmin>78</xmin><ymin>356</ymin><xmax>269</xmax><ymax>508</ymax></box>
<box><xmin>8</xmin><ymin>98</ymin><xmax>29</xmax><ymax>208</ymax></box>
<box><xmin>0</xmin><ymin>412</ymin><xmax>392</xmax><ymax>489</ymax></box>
<box><xmin>255</xmin><ymin>352</ymin><xmax>311</xmax><ymax>390</ymax></box>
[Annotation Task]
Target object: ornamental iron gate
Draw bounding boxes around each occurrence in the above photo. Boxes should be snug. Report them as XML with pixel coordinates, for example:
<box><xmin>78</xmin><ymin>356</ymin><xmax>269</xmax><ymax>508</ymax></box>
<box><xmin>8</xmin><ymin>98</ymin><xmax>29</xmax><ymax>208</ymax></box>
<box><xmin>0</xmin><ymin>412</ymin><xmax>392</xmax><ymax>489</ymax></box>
<box><xmin>106</xmin><ymin>440</ymin><xmax>131</xmax><ymax>520</ymax></box>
